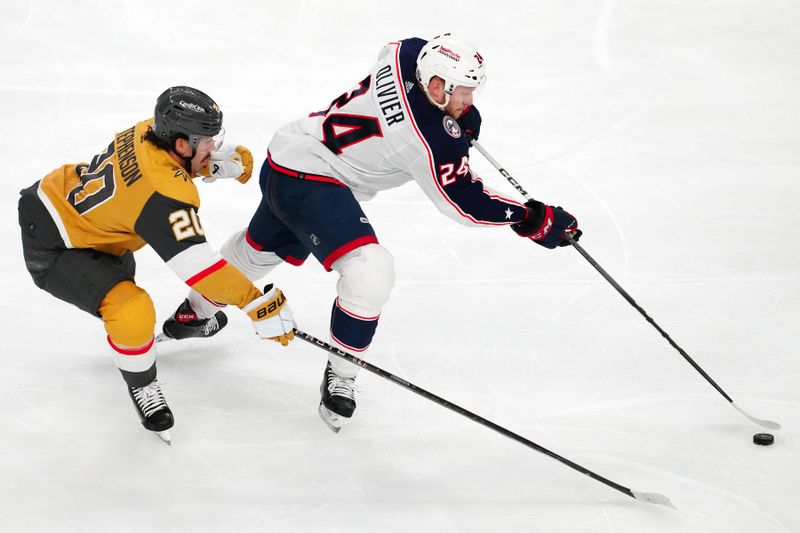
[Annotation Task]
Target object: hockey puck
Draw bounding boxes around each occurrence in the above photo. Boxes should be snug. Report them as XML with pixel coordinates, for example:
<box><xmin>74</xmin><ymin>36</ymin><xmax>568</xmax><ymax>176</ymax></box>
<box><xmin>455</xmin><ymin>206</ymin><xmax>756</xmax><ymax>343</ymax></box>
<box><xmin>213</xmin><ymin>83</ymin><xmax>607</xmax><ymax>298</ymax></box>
<box><xmin>753</xmin><ymin>433</ymin><xmax>774</xmax><ymax>446</ymax></box>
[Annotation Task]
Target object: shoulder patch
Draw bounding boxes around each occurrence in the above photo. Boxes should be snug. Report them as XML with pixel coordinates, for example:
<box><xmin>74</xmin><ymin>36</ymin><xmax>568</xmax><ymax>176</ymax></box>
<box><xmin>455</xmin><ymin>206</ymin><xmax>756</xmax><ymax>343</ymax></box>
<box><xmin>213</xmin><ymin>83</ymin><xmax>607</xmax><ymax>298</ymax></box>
<box><xmin>173</xmin><ymin>166</ymin><xmax>190</xmax><ymax>182</ymax></box>
<box><xmin>442</xmin><ymin>116</ymin><xmax>461</xmax><ymax>138</ymax></box>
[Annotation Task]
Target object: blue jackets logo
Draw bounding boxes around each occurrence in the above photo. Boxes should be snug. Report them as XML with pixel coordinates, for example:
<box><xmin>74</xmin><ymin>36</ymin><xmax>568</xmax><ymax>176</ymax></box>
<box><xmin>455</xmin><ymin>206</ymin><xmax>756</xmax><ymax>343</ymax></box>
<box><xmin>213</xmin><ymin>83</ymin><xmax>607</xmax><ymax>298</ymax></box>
<box><xmin>442</xmin><ymin>116</ymin><xmax>461</xmax><ymax>138</ymax></box>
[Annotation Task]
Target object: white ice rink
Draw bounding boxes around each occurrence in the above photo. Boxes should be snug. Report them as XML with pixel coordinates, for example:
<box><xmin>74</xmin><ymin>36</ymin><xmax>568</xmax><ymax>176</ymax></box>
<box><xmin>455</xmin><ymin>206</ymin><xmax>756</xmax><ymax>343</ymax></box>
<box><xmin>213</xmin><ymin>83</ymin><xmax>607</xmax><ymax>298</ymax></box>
<box><xmin>2</xmin><ymin>1</ymin><xmax>799</xmax><ymax>531</ymax></box>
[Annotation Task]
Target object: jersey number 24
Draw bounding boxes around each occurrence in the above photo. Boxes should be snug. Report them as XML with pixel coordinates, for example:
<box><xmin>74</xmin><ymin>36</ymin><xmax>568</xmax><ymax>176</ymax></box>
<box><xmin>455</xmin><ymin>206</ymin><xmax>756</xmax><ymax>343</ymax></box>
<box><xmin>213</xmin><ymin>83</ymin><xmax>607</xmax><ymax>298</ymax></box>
<box><xmin>310</xmin><ymin>75</ymin><xmax>383</xmax><ymax>155</ymax></box>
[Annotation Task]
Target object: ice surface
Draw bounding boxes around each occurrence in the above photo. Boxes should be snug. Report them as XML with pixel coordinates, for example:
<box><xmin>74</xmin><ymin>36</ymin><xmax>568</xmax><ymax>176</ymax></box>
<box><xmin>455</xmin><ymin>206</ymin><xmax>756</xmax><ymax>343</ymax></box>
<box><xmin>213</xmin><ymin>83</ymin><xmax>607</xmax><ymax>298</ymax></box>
<box><xmin>1</xmin><ymin>1</ymin><xmax>798</xmax><ymax>531</ymax></box>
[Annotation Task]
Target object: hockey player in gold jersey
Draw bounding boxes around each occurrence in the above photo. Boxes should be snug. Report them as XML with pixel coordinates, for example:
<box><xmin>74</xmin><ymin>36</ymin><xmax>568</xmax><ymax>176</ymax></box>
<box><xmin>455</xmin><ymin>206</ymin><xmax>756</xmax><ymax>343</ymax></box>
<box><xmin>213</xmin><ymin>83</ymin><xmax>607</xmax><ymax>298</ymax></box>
<box><xmin>17</xmin><ymin>86</ymin><xmax>295</xmax><ymax>443</ymax></box>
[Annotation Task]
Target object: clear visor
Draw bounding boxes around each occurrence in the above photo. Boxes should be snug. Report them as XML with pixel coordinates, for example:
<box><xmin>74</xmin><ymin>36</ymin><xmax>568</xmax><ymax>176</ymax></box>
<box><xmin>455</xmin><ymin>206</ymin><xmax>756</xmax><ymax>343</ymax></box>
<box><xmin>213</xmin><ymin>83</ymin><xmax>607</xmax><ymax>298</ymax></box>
<box><xmin>212</xmin><ymin>127</ymin><xmax>225</xmax><ymax>150</ymax></box>
<box><xmin>189</xmin><ymin>126</ymin><xmax>225</xmax><ymax>152</ymax></box>
<box><xmin>474</xmin><ymin>82</ymin><xmax>486</xmax><ymax>99</ymax></box>
<box><xmin>445</xmin><ymin>84</ymin><xmax>484</xmax><ymax>106</ymax></box>
<box><xmin>444</xmin><ymin>75</ymin><xmax>486</xmax><ymax>96</ymax></box>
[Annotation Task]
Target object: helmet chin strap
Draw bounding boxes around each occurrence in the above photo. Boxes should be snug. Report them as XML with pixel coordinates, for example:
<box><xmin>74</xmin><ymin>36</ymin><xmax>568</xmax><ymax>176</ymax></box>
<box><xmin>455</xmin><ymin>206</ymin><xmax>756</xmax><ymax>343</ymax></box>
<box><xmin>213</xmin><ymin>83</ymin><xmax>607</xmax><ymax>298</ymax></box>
<box><xmin>172</xmin><ymin>138</ymin><xmax>197</xmax><ymax>175</ymax></box>
<box><xmin>182</xmin><ymin>152</ymin><xmax>194</xmax><ymax>175</ymax></box>
<box><xmin>420</xmin><ymin>82</ymin><xmax>450</xmax><ymax>111</ymax></box>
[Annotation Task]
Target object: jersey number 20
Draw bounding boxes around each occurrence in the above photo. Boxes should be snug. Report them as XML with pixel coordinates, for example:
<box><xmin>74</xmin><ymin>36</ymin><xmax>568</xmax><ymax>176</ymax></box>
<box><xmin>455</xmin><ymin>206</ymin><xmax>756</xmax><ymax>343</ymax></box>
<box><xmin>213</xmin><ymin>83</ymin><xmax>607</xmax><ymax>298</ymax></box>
<box><xmin>67</xmin><ymin>141</ymin><xmax>116</xmax><ymax>215</ymax></box>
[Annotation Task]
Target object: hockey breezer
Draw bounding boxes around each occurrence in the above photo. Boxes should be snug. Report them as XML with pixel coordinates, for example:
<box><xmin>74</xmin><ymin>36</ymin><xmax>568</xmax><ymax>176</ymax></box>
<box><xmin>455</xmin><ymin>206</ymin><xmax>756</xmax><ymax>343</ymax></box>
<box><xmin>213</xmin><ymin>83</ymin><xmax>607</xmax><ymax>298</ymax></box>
<box><xmin>294</xmin><ymin>328</ymin><xmax>674</xmax><ymax>508</ymax></box>
<box><xmin>469</xmin><ymin>137</ymin><xmax>781</xmax><ymax>431</ymax></box>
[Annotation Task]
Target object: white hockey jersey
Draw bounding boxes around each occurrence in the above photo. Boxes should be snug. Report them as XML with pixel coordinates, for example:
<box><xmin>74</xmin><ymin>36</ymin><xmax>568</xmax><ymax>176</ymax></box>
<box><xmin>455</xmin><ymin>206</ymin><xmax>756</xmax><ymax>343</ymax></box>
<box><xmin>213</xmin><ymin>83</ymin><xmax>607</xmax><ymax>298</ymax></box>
<box><xmin>267</xmin><ymin>37</ymin><xmax>526</xmax><ymax>227</ymax></box>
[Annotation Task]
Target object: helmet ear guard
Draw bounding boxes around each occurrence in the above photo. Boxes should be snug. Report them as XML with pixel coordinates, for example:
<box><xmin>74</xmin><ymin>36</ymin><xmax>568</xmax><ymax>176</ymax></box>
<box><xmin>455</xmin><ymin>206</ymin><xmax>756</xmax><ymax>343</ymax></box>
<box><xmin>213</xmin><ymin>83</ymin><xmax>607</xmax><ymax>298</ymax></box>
<box><xmin>415</xmin><ymin>33</ymin><xmax>487</xmax><ymax>110</ymax></box>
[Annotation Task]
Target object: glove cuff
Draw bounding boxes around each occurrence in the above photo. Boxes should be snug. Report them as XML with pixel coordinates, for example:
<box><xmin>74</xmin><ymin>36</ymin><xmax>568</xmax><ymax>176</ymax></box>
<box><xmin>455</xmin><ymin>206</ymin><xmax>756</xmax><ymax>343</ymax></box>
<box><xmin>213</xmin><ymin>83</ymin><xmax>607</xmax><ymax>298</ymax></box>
<box><xmin>511</xmin><ymin>200</ymin><xmax>553</xmax><ymax>239</ymax></box>
<box><xmin>243</xmin><ymin>285</ymin><xmax>286</xmax><ymax>321</ymax></box>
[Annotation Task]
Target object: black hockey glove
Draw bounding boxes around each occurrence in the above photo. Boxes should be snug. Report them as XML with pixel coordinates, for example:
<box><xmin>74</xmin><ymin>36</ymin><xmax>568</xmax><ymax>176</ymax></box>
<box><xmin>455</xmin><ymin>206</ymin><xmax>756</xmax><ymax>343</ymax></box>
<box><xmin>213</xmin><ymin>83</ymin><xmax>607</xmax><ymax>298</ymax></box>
<box><xmin>457</xmin><ymin>105</ymin><xmax>482</xmax><ymax>140</ymax></box>
<box><xmin>511</xmin><ymin>200</ymin><xmax>582</xmax><ymax>249</ymax></box>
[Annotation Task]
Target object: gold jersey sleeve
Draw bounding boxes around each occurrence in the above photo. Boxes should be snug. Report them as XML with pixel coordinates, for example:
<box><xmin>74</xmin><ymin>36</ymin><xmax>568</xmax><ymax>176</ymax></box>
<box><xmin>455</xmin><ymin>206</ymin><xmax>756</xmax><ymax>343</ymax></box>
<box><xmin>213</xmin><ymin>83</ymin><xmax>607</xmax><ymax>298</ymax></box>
<box><xmin>37</xmin><ymin>119</ymin><xmax>263</xmax><ymax>310</ymax></box>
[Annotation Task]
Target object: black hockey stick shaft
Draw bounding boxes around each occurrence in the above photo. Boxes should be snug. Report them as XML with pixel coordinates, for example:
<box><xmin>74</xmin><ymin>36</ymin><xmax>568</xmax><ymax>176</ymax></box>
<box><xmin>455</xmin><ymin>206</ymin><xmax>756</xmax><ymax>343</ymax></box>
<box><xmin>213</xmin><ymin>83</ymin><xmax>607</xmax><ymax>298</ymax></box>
<box><xmin>470</xmin><ymin>138</ymin><xmax>779</xmax><ymax>430</ymax></box>
<box><xmin>295</xmin><ymin>328</ymin><xmax>661</xmax><ymax>503</ymax></box>
<box><xmin>562</xmin><ymin>234</ymin><xmax>779</xmax><ymax>429</ymax></box>
<box><xmin>564</xmin><ymin>233</ymin><xmax>731</xmax><ymax>399</ymax></box>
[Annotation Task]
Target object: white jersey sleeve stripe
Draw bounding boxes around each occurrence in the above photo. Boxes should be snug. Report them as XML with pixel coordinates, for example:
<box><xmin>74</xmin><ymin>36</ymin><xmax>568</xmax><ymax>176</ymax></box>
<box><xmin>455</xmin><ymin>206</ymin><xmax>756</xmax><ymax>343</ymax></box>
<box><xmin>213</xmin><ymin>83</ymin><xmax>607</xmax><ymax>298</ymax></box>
<box><xmin>165</xmin><ymin>242</ymin><xmax>226</xmax><ymax>285</ymax></box>
<box><xmin>37</xmin><ymin>181</ymin><xmax>74</xmax><ymax>248</ymax></box>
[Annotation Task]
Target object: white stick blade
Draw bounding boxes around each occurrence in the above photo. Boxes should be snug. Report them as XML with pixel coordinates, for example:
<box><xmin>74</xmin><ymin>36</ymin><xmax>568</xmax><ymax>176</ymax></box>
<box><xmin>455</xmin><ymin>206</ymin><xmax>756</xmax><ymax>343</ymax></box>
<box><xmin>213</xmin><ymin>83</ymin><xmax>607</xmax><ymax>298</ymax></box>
<box><xmin>631</xmin><ymin>491</ymin><xmax>675</xmax><ymax>509</ymax></box>
<box><xmin>732</xmin><ymin>403</ymin><xmax>781</xmax><ymax>430</ymax></box>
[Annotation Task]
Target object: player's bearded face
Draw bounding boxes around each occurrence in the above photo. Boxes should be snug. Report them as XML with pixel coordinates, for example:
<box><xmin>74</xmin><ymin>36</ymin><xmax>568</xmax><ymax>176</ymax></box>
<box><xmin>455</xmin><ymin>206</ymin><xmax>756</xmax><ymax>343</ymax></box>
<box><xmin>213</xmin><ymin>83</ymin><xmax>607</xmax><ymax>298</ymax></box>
<box><xmin>445</xmin><ymin>86</ymin><xmax>476</xmax><ymax>119</ymax></box>
<box><xmin>190</xmin><ymin>135</ymin><xmax>221</xmax><ymax>173</ymax></box>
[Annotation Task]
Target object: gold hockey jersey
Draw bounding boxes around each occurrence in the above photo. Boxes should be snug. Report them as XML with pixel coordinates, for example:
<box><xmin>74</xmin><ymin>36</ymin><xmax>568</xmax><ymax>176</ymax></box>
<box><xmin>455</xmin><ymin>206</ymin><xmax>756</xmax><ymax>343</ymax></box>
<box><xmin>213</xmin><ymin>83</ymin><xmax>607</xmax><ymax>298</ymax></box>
<box><xmin>37</xmin><ymin>119</ymin><xmax>261</xmax><ymax>308</ymax></box>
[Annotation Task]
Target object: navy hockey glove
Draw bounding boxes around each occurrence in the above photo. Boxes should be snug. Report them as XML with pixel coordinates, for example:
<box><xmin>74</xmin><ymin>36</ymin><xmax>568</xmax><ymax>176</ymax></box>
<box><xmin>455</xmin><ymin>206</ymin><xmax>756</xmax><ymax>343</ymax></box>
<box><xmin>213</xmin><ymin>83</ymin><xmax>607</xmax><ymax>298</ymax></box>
<box><xmin>457</xmin><ymin>105</ymin><xmax>482</xmax><ymax>140</ymax></box>
<box><xmin>511</xmin><ymin>200</ymin><xmax>582</xmax><ymax>249</ymax></box>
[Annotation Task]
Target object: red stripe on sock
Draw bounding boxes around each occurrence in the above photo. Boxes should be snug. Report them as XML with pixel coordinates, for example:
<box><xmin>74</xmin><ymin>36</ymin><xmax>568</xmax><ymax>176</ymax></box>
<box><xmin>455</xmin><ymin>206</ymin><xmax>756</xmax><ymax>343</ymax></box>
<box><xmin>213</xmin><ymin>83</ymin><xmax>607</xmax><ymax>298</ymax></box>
<box><xmin>335</xmin><ymin>298</ymin><xmax>379</xmax><ymax>321</ymax></box>
<box><xmin>107</xmin><ymin>336</ymin><xmax>154</xmax><ymax>356</ymax></box>
<box><xmin>330</xmin><ymin>330</ymin><xmax>369</xmax><ymax>353</ymax></box>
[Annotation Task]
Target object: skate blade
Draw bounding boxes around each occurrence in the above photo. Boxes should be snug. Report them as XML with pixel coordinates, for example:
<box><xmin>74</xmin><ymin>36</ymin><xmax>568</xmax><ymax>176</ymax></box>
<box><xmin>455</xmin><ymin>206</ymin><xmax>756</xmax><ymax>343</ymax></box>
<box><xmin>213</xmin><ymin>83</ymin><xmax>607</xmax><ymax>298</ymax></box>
<box><xmin>155</xmin><ymin>430</ymin><xmax>172</xmax><ymax>445</ymax></box>
<box><xmin>318</xmin><ymin>403</ymin><xmax>343</xmax><ymax>433</ymax></box>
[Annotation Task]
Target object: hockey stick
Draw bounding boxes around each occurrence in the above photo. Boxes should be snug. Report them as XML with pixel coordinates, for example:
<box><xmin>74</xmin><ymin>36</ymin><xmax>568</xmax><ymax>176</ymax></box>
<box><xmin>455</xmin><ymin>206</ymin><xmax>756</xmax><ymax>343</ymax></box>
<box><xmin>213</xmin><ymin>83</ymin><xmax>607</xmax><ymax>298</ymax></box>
<box><xmin>294</xmin><ymin>328</ymin><xmax>674</xmax><ymax>508</ymax></box>
<box><xmin>563</xmin><ymin>232</ymin><xmax>781</xmax><ymax>430</ymax></box>
<box><xmin>469</xmin><ymin>138</ymin><xmax>781</xmax><ymax>431</ymax></box>
<box><xmin>469</xmin><ymin>138</ymin><xmax>532</xmax><ymax>200</ymax></box>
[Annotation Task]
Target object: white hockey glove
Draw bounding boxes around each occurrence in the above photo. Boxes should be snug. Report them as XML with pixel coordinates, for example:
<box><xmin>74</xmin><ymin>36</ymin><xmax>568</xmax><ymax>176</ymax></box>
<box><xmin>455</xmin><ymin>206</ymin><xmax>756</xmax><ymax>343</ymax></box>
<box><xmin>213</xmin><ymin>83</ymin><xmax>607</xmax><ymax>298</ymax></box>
<box><xmin>201</xmin><ymin>144</ymin><xmax>254</xmax><ymax>184</ymax></box>
<box><xmin>243</xmin><ymin>284</ymin><xmax>295</xmax><ymax>346</ymax></box>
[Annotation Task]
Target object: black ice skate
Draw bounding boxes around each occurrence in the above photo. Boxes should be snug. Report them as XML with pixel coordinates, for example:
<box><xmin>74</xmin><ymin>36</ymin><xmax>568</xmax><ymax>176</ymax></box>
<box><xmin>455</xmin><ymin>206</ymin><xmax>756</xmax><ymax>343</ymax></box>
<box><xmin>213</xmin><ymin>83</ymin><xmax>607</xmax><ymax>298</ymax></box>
<box><xmin>318</xmin><ymin>362</ymin><xmax>356</xmax><ymax>433</ymax></box>
<box><xmin>128</xmin><ymin>380</ymin><xmax>174</xmax><ymax>445</ymax></box>
<box><xmin>158</xmin><ymin>299</ymin><xmax>227</xmax><ymax>342</ymax></box>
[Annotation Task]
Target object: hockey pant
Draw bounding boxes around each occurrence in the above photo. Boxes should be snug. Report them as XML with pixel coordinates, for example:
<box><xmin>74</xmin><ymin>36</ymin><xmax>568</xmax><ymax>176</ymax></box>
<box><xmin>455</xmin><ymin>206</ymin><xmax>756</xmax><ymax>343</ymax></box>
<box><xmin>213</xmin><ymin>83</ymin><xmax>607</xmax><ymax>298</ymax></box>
<box><xmin>18</xmin><ymin>182</ymin><xmax>157</xmax><ymax>387</ymax></box>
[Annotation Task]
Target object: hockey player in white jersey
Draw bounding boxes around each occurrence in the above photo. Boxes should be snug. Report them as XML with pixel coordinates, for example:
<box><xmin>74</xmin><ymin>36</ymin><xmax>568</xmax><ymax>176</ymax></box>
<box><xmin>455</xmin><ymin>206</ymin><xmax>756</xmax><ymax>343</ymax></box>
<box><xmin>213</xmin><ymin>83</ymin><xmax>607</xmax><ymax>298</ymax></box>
<box><xmin>169</xmin><ymin>34</ymin><xmax>582</xmax><ymax>432</ymax></box>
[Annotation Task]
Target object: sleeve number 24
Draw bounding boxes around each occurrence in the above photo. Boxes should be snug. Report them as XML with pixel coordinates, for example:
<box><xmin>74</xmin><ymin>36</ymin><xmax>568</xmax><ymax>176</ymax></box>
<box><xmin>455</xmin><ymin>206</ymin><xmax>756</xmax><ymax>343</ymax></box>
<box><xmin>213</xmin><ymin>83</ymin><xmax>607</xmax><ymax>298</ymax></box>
<box><xmin>438</xmin><ymin>156</ymin><xmax>470</xmax><ymax>186</ymax></box>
